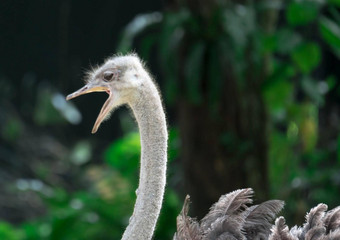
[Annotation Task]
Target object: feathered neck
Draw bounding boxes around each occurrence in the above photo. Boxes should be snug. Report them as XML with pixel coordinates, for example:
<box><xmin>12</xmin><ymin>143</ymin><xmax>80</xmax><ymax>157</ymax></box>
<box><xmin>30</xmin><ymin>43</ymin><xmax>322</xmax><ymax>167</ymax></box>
<box><xmin>121</xmin><ymin>80</ymin><xmax>168</xmax><ymax>240</ymax></box>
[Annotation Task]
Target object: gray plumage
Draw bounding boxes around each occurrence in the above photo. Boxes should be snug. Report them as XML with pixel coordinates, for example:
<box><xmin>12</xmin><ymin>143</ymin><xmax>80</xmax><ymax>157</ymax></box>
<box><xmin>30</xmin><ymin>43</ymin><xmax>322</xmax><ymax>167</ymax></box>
<box><xmin>268</xmin><ymin>204</ymin><xmax>340</xmax><ymax>240</ymax></box>
<box><xmin>175</xmin><ymin>190</ymin><xmax>340</xmax><ymax>240</ymax></box>
<box><xmin>243</xmin><ymin>200</ymin><xmax>285</xmax><ymax>239</ymax></box>
<box><xmin>174</xmin><ymin>188</ymin><xmax>284</xmax><ymax>240</ymax></box>
<box><xmin>174</xmin><ymin>195</ymin><xmax>203</xmax><ymax>240</ymax></box>
<box><xmin>201</xmin><ymin>189</ymin><xmax>254</xmax><ymax>237</ymax></box>
<box><xmin>269</xmin><ymin>217</ymin><xmax>297</xmax><ymax>240</ymax></box>
<box><xmin>324</xmin><ymin>207</ymin><xmax>340</xmax><ymax>234</ymax></box>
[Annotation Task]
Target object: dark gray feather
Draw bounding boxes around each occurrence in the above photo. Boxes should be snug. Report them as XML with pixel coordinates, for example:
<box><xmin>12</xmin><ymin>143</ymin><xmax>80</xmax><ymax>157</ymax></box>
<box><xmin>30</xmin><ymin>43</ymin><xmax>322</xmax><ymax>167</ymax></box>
<box><xmin>268</xmin><ymin>216</ymin><xmax>297</xmax><ymax>240</ymax></box>
<box><xmin>204</xmin><ymin>216</ymin><xmax>246</xmax><ymax>240</ymax></box>
<box><xmin>290</xmin><ymin>226</ymin><xmax>303</xmax><ymax>239</ymax></box>
<box><xmin>304</xmin><ymin>204</ymin><xmax>328</xmax><ymax>230</ymax></box>
<box><xmin>298</xmin><ymin>204</ymin><xmax>328</xmax><ymax>239</ymax></box>
<box><xmin>174</xmin><ymin>195</ymin><xmax>203</xmax><ymax>240</ymax></box>
<box><xmin>243</xmin><ymin>200</ymin><xmax>284</xmax><ymax>239</ymax></box>
<box><xmin>304</xmin><ymin>226</ymin><xmax>326</xmax><ymax>240</ymax></box>
<box><xmin>200</xmin><ymin>188</ymin><xmax>254</xmax><ymax>232</ymax></box>
<box><xmin>326</xmin><ymin>228</ymin><xmax>340</xmax><ymax>239</ymax></box>
<box><xmin>324</xmin><ymin>206</ymin><xmax>340</xmax><ymax>233</ymax></box>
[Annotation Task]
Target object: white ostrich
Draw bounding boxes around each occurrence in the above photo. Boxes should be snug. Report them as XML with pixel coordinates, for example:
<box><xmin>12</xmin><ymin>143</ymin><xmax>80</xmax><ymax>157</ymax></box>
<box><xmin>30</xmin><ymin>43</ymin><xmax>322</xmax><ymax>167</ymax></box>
<box><xmin>67</xmin><ymin>54</ymin><xmax>340</xmax><ymax>240</ymax></box>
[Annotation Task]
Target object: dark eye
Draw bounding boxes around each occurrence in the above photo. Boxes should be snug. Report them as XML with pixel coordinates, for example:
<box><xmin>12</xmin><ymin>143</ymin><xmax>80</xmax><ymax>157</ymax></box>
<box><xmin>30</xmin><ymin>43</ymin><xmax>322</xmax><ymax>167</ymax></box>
<box><xmin>103</xmin><ymin>71</ymin><xmax>114</xmax><ymax>81</ymax></box>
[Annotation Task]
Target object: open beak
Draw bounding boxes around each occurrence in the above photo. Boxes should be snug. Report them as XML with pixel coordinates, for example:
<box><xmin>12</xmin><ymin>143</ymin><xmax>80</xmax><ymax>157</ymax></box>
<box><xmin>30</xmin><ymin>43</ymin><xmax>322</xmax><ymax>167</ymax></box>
<box><xmin>66</xmin><ymin>82</ymin><xmax>113</xmax><ymax>134</ymax></box>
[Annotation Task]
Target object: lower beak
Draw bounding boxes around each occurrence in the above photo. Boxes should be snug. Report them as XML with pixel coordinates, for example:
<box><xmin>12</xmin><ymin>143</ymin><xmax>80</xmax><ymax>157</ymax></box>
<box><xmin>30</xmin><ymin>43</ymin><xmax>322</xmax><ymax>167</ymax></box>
<box><xmin>66</xmin><ymin>83</ymin><xmax>112</xmax><ymax>134</ymax></box>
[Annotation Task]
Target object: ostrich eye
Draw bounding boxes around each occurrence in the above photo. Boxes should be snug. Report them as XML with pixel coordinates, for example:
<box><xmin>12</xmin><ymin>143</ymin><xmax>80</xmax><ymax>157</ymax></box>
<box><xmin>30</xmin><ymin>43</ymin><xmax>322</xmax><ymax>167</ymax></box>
<box><xmin>103</xmin><ymin>71</ymin><xmax>114</xmax><ymax>81</ymax></box>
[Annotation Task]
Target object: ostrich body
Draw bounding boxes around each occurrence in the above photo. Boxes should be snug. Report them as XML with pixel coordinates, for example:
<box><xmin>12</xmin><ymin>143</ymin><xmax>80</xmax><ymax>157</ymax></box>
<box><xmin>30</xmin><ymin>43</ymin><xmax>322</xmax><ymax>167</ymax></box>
<box><xmin>67</xmin><ymin>54</ymin><xmax>340</xmax><ymax>240</ymax></box>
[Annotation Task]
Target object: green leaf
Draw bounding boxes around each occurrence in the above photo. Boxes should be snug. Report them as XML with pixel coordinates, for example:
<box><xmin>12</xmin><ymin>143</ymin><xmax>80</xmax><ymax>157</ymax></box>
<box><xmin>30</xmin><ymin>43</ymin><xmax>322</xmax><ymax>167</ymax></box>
<box><xmin>159</xmin><ymin>10</ymin><xmax>189</xmax><ymax>62</ymax></box>
<box><xmin>104</xmin><ymin>132</ymin><xmax>140</xmax><ymax>178</ymax></box>
<box><xmin>301</xmin><ymin>76</ymin><xmax>324</xmax><ymax>105</ymax></box>
<box><xmin>291</xmin><ymin>42</ymin><xmax>321</xmax><ymax>73</ymax></box>
<box><xmin>34</xmin><ymin>87</ymin><xmax>66</xmax><ymax>125</ymax></box>
<box><xmin>262</xmin><ymin>62</ymin><xmax>295</xmax><ymax>113</ymax></box>
<box><xmin>223</xmin><ymin>6</ymin><xmax>256</xmax><ymax>49</ymax></box>
<box><xmin>70</xmin><ymin>141</ymin><xmax>92</xmax><ymax>165</ymax></box>
<box><xmin>325</xmin><ymin>75</ymin><xmax>337</xmax><ymax>90</ymax></box>
<box><xmin>276</xmin><ymin>28</ymin><xmax>302</xmax><ymax>53</ymax></box>
<box><xmin>269</xmin><ymin>131</ymin><xmax>299</xmax><ymax>192</ymax></box>
<box><xmin>319</xmin><ymin>16</ymin><xmax>340</xmax><ymax>58</ymax></box>
<box><xmin>329</xmin><ymin>6</ymin><xmax>340</xmax><ymax>24</ymax></box>
<box><xmin>0</xmin><ymin>222</ymin><xmax>23</xmax><ymax>240</ymax></box>
<box><xmin>160</xmin><ymin>10</ymin><xmax>189</xmax><ymax>105</ymax></box>
<box><xmin>207</xmin><ymin>42</ymin><xmax>223</xmax><ymax>114</ymax></box>
<box><xmin>184</xmin><ymin>41</ymin><xmax>206</xmax><ymax>104</ymax></box>
<box><xmin>117</xmin><ymin>12</ymin><xmax>163</xmax><ymax>53</ymax></box>
<box><xmin>286</xmin><ymin>1</ymin><xmax>319</xmax><ymax>26</ymax></box>
<box><xmin>328</xmin><ymin>0</ymin><xmax>340</xmax><ymax>7</ymax></box>
<box><xmin>298</xmin><ymin>102</ymin><xmax>318</xmax><ymax>153</ymax></box>
<box><xmin>168</xmin><ymin>129</ymin><xmax>179</xmax><ymax>162</ymax></box>
<box><xmin>2</xmin><ymin>117</ymin><xmax>23</xmax><ymax>142</ymax></box>
<box><xmin>263</xmin><ymin>78</ymin><xmax>294</xmax><ymax>113</ymax></box>
<box><xmin>140</xmin><ymin>34</ymin><xmax>158</xmax><ymax>60</ymax></box>
<box><xmin>337</xmin><ymin>134</ymin><xmax>340</xmax><ymax>163</ymax></box>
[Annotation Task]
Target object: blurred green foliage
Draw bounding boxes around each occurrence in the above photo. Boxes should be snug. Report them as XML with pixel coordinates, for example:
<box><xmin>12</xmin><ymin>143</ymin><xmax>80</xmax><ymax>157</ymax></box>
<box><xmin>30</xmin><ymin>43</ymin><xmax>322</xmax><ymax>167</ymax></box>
<box><xmin>0</xmin><ymin>129</ymin><xmax>180</xmax><ymax>239</ymax></box>
<box><xmin>0</xmin><ymin>222</ymin><xmax>23</xmax><ymax>240</ymax></box>
<box><xmin>1</xmin><ymin>0</ymin><xmax>340</xmax><ymax>239</ymax></box>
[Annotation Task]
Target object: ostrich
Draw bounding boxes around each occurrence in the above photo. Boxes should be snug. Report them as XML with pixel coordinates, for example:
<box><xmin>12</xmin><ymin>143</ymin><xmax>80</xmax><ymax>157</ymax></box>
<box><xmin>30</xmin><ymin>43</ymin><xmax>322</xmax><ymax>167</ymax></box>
<box><xmin>67</xmin><ymin>54</ymin><xmax>340</xmax><ymax>240</ymax></box>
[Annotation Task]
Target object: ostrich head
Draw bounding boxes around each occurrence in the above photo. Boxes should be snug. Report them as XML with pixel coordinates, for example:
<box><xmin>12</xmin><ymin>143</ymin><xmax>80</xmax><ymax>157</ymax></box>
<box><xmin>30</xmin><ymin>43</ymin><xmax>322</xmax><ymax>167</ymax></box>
<box><xmin>66</xmin><ymin>54</ymin><xmax>149</xmax><ymax>133</ymax></box>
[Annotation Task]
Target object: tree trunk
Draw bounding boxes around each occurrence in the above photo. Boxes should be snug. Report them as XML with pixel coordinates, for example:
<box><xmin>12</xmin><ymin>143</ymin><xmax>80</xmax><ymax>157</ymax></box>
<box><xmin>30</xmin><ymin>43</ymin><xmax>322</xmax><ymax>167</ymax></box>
<box><xmin>178</xmin><ymin>76</ymin><xmax>269</xmax><ymax>218</ymax></box>
<box><xmin>175</xmin><ymin>1</ymin><xmax>279</xmax><ymax>218</ymax></box>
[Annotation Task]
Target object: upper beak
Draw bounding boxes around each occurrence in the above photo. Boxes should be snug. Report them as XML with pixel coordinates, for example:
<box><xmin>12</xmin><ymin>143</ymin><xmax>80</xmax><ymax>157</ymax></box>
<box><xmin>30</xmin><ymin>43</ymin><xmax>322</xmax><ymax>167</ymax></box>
<box><xmin>66</xmin><ymin>82</ymin><xmax>108</xmax><ymax>101</ymax></box>
<box><xmin>66</xmin><ymin>82</ymin><xmax>113</xmax><ymax>134</ymax></box>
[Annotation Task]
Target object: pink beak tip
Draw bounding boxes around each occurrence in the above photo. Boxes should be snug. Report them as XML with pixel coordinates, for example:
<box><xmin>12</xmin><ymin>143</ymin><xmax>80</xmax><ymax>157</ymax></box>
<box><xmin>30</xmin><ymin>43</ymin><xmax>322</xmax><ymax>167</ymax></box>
<box><xmin>91</xmin><ymin>127</ymin><xmax>98</xmax><ymax>134</ymax></box>
<box><xmin>66</xmin><ymin>94</ymin><xmax>72</xmax><ymax>101</ymax></box>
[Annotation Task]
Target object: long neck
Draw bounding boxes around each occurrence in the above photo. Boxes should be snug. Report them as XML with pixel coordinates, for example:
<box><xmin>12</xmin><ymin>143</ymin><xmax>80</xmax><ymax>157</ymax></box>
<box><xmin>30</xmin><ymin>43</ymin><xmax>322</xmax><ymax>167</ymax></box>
<box><xmin>122</xmin><ymin>82</ymin><xmax>168</xmax><ymax>240</ymax></box>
